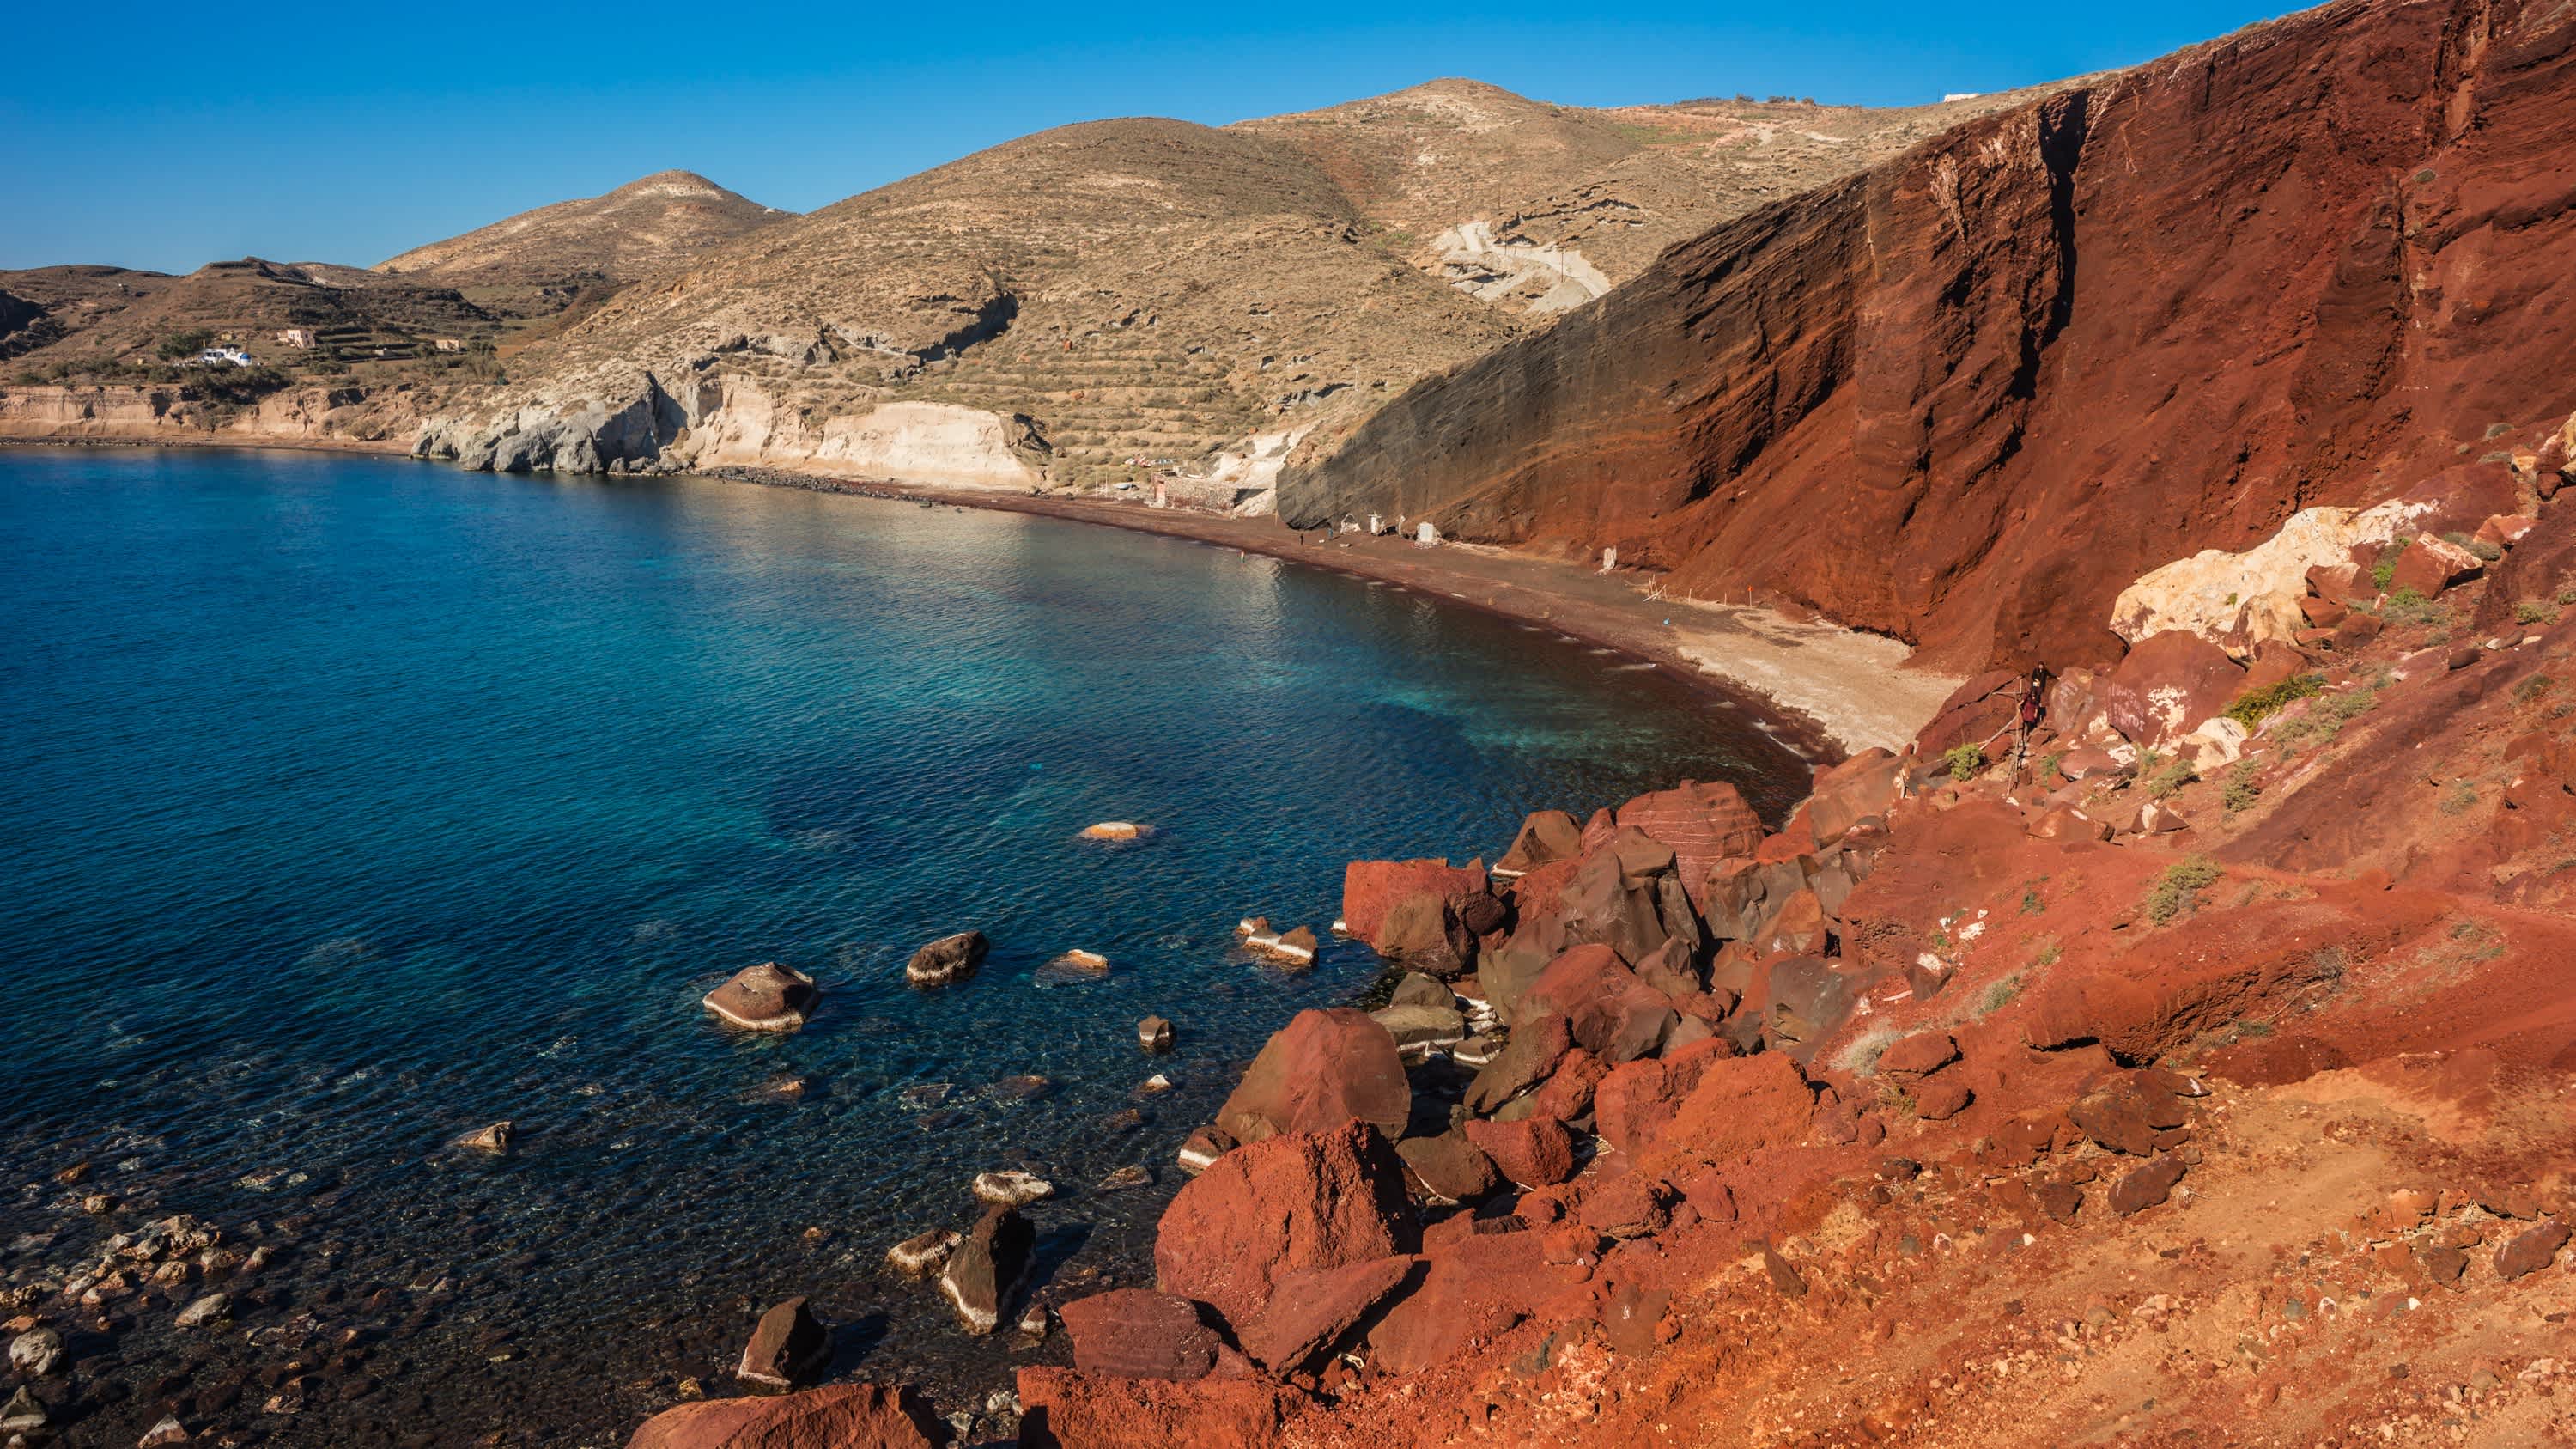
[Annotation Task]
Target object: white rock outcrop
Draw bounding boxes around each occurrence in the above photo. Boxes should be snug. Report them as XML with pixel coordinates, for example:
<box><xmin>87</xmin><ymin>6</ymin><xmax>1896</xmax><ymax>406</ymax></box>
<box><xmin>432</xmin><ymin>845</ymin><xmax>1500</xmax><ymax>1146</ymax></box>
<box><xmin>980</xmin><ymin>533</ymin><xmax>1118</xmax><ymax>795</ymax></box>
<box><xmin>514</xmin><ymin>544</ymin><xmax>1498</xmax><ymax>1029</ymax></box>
<box><xmin>2110</xmin><ymin>499</ymin><xmax>2433</xmax><ymax>656</ymax></box>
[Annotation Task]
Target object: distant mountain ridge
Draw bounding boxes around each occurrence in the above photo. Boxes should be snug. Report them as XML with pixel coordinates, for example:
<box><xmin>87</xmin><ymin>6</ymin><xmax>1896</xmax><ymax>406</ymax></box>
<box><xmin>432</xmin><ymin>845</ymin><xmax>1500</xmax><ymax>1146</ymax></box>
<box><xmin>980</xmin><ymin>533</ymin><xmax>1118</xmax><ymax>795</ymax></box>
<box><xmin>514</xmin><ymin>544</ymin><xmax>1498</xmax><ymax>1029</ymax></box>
<box><xmin>374</xmin><ymin>170</ymin><xmax>789</xmax><ymax>293</ymax></box>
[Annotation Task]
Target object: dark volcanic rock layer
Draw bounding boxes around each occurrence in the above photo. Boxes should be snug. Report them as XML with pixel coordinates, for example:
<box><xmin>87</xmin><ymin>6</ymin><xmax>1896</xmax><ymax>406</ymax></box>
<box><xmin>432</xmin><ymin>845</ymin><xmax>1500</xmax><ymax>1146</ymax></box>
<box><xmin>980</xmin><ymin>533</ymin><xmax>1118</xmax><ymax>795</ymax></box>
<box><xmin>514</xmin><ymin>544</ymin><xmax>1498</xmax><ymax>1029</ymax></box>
<box><xmin>1279</xmin><ymin>0</ymin><xmax>2576</xmax><ymax>672</ymax></box>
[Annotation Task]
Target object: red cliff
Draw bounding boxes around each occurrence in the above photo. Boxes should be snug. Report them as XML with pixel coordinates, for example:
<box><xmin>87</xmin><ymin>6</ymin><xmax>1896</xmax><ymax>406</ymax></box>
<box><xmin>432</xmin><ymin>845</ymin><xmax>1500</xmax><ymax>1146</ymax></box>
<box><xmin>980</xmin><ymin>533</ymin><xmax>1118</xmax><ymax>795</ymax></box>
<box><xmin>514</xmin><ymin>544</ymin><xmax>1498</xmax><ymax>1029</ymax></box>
<box><xmin>1279</xmin><ymin>0</ymin><xmax>2576</xmax><ymax>672</ymax></box>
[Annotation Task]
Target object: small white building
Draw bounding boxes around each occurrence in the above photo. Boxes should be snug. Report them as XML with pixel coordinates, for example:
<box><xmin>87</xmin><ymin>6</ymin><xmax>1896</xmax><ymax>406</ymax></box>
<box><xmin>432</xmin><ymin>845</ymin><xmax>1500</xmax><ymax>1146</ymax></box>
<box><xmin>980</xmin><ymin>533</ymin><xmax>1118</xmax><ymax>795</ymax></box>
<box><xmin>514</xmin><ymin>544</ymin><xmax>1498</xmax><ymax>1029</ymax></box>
<box><xmin>196</xmin><ymin>345</ymin><xmax>253</xmax><ymax>368</ymax></box>
<box><xmin>276</xmin><ymin>327</ymin><xmax>316</xmax><ymax>350</ymax></box>
<box><xmin>433</xmin><ymin>338</ymin><xmax>465</xmax><ymax>353</ymax></box>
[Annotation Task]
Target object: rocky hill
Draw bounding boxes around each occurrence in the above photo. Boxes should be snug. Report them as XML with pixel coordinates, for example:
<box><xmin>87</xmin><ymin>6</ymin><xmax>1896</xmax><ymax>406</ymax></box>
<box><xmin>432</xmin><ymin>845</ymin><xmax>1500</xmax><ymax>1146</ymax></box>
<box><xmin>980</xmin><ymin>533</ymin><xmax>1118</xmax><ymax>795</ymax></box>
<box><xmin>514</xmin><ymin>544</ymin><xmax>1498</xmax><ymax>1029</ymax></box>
<box><xmin>1279</xmin><ymin>0</ymin><xmax>2576</xmax><ymax>674</ymax></box>
<box><xmin>403</xmin><ymin>84</ymin><xmax>2057</xmax><ymax>490</ymax></box>
<box><xmin>374</xmin><ymin>169</ymin><xmax>789</xmax><ymax>317</ymax></box>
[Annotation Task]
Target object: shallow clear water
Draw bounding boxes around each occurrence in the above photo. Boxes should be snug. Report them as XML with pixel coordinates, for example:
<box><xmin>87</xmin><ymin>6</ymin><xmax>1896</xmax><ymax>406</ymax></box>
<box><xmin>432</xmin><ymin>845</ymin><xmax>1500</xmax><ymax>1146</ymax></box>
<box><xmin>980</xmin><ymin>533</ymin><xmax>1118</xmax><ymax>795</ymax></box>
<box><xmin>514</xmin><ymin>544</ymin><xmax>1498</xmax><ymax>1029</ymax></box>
<box><xmin>0</xmin><ymin>447</ymin><xmax>1807</xmax><ymax>1445</ymax></box>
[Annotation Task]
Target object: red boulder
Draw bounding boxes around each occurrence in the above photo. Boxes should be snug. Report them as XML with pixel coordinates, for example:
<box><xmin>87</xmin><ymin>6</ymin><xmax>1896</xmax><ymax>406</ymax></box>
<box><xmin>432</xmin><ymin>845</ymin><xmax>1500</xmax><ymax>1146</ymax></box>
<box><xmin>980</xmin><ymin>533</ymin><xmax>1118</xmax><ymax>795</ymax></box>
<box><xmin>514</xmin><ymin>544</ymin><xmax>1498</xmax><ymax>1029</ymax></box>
<box><xmin>626</xmin><ymin>1384</ymin><xmax>948</xmax><ymax>1449</ymax></box>
<box><xmin>1015</xmin><ymin>1368</ymin><xmax>1298</xmax><ymax>1449</ymax></box>
<box><xmin>1055</xmin><ymin>1289</ymin><xmax>1219</xmax><ymax>1381</ymax></box>
<box><xmin>1154</xmin><ymin>1121</ymin><xmax>1419</xmax><ymax>1330</ymax></box>
<box><xmin>2098</xmin><ymin>631</ymin><xmax>2245</xmax><ymax>748</ymax></box>
<box><xmin>1340</xmin><ymin>859</ymin><xmax>1486</xmax><ymax>945</ymax></box>
<box><xmin>1462</xmin><ymin>1115</ymin><xmax>1577</xmax><ymax>1188</ymax></box>
<box><xmin>1213</xmin><ymin>1008</ymin><xmax>1409</xmax><ymax>1144</ymax></box>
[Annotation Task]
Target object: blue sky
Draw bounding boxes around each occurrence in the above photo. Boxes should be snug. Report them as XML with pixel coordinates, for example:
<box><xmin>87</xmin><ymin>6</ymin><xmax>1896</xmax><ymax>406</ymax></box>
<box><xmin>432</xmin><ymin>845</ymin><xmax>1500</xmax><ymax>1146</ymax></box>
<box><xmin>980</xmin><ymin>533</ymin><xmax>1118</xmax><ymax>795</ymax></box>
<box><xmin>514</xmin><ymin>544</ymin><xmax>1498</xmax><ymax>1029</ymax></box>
<box><xmin>3</xmin><ymin>0</ymin><xmax>2305</xmax><ymax>275</ymax></box>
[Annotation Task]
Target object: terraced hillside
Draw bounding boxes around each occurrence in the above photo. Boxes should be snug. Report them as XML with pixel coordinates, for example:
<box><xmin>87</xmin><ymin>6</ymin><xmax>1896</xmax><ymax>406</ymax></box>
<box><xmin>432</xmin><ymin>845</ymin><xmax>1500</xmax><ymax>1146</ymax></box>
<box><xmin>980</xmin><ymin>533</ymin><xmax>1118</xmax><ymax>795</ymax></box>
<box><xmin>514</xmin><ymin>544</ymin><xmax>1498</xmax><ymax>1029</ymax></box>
<box><xmin>415</xmin><ymin>81</ymin><xmax>2068</xmax><ymax>492</ymax></box>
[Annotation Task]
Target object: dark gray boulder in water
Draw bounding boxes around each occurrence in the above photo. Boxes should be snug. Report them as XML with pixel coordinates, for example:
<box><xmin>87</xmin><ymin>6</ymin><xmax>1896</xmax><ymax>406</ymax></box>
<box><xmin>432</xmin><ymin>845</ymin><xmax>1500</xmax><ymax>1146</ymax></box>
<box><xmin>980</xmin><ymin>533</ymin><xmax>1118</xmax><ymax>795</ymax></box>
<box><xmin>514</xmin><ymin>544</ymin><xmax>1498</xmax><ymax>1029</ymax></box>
<box><xmin>905</xmin><ymin>929</ymin><xmax>989</xmax><ymax>989</ymax></box>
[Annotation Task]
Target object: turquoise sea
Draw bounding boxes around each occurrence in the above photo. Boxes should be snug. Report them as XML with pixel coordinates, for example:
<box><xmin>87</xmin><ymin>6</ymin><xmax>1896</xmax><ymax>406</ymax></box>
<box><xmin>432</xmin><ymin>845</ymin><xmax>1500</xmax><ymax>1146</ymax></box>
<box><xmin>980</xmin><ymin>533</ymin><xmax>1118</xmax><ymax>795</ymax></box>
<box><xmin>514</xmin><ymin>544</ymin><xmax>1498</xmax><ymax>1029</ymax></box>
<box><xmin>0</xmin><ymin>447</ymin><xmax>1807</xmax><ymax>1445</ymax></box>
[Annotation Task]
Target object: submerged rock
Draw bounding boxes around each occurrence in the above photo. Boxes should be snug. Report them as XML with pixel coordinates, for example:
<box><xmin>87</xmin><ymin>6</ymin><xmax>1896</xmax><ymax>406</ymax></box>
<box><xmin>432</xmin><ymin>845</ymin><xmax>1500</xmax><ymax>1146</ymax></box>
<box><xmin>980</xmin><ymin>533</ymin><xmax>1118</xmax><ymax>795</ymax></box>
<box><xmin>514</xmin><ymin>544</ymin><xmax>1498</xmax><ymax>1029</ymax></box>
<box><xmin>1137</xmin><ymin>1014</ymin><xmax>1175</xmax><ymax>1052</ymax></box>
<box><xmin>1078</xmin><ymin>821</ymin><xmax>1151</xmax><ymax>842</ymax></box>
<box><xmin>971</xmin><ymin>1170</ymin><xmax>1055</xmax><ymax>1209</ymax></box>
<box><xmin>886</xmin><ymin>1228</ymin><xmax>962</xmax><ymax>1280</ymax></box>
<box><xmin>736</xmin><ymin>1296</ymin><xmax>832</xmax><ymax>1391</ymax></box>
<box><xmin>453</xmin><ymin>1121</ymin><xmax>514</xmax><ymax>1155</ymax></box>
<box><xmin>9</xmin><ymin>1327</ymin><xmax>64</xmax><ymax>1377</ymax></box>
<box><xmin>2</xmin><ymin>1387</ymin><xmax>46</xmax><ymax>1434</ymax></box>
<box><xmin>905</xmin><ymin>930</ymin><xmax>988</xmax><ymax>989</ymax></box>
<box><xmin>703</xmin><ymin>962</ymin><xmax>818</xmax><ymax>1032</ymax></box>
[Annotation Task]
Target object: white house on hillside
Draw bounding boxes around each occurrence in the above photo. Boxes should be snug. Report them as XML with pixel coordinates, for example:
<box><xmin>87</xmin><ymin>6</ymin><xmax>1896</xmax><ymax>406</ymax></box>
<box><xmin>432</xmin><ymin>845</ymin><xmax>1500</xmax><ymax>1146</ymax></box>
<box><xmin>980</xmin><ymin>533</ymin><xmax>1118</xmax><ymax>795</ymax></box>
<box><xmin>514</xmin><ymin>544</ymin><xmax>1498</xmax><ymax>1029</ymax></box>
<box><xmin>196</xmin><ymin>345</ymin><xmax>253</xmax><ymax>368</ymax></box>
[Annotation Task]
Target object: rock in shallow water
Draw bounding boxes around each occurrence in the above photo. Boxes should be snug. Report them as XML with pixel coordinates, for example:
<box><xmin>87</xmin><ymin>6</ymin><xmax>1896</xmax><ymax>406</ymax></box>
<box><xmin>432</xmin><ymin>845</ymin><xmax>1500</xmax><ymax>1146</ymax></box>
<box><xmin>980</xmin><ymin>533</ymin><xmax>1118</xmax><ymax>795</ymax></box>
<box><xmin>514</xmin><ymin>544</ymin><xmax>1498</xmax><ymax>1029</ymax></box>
<box><xmin>453</xmin><ymin>1121</ymin><xmax>514</xmax><ymax>1155</ymax></box>
<box><xmin>941</xmin><ymin>1205</ymin><xmax>1035</xmax><ymax>1335</ymax></box>
<box><xmin>702</xmin><ymin>962</ymin><xmax>817</xmax><ymax>1032</ymax></box>
<box><xmin>971</xmin><ymin>1170</ymin><xmax>1055</xmax><ymax>1209</ymax></box>
<box><xmin>9</xmin><ymin>1327</ymin><xmax>64</xmax><ymax>1377</ymax></box>
<box><xmin>905</xmin><ymin>930</ymin><xmax>988</xmax><ymax>989</ymax></box>
<box><xmin>736</xmin><ymin>1296</ymin><xmax>832</xmax><ymax>1391</ymax></box>
<box><xmin>1137</xmin><ymin>1014</ymin><xmax>1175</xmax><ymax>1052</ymax></box>
<box><xmin>886</xmin><ymin>1228</ymin><xmax>961</xmax><ymax>1280</ymax></box>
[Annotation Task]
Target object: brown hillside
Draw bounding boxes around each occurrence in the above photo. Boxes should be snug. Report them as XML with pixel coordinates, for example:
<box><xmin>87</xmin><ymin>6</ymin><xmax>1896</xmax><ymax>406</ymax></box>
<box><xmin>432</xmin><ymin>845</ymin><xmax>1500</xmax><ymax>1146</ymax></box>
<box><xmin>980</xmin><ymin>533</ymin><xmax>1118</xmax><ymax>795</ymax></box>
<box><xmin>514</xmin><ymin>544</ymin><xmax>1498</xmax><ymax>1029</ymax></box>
<box><xmin>374</xmin><ymin>169</ymin><xmax>787</xmax><ymax>313</ymax></box>
<box><xmin>410</xmin><ymin>84</ymin><xmax>2066</xmax><ymax>489</ymax></box>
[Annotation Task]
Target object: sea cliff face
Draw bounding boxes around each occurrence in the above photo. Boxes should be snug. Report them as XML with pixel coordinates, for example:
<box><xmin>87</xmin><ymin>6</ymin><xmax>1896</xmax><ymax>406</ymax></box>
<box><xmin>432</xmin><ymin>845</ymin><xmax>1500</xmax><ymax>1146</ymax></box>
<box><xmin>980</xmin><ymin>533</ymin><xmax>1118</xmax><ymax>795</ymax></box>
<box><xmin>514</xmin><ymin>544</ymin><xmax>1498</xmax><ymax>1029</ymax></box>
<box><xmin>0</xmin><ymin>383</ymin><xmax>422</xmax><ymax>448</ymax></box>
<box><xmin>1279</xmin><ymin>0</ymin><xmax>2576</xmax><ymax>672</ymax></box>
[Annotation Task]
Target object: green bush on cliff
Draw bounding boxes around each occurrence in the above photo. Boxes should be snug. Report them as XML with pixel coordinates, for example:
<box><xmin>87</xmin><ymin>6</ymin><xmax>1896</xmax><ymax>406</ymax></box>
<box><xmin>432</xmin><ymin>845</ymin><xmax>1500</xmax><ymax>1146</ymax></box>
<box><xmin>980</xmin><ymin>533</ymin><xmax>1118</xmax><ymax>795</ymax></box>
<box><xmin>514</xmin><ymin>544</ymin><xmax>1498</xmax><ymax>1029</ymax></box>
<box><xmin>2372</xmin><ymin>538</ymin><xmax>2410</xmax><ymax>592</ymax></box>
<box><xmin>2144</xmin><ymin>758</ymin><xmax>2197</xmax><ymax>799</ymax></box>
<box><xmin>2143</xmin><ymin>856</ymin><xmax>2223</xmax><ymax>925</ymax></box>
<box><xmin>2224</xmin><ymin>673</ymin><xmax>2324</xmax><ymax>729</ymax></box>
<box><xmin>1944</xmin><ymin>742</ymin><xmax>1986</xmax><ymax>781</ymax></box>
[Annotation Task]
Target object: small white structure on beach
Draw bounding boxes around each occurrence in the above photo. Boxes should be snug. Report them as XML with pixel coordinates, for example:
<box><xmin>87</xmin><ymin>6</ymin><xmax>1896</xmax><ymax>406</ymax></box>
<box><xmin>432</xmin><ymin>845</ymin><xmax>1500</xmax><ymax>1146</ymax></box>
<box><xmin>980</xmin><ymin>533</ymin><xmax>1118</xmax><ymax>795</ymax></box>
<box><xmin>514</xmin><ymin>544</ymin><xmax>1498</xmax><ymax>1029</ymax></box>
<box><xmin>1601</xmin><ymin>546</ymin><xmax>1619</xmax><ymax>572</ymax></box>
<box><xmin>1414</xmin><ymin>521</ymin><xmax>1440</xmax><ymax>547</ymax></box>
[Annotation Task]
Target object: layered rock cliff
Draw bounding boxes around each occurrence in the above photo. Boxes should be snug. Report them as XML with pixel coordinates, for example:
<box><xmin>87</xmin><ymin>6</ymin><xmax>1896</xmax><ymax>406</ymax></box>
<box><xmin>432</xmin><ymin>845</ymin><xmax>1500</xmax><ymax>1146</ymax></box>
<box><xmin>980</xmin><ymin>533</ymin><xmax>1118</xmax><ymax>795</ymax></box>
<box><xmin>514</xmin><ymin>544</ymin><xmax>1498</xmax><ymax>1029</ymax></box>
<box><xmin>1279</xmin><ymin>0</ymin><xmax>2576</xmax><ymax>673</ymax></box>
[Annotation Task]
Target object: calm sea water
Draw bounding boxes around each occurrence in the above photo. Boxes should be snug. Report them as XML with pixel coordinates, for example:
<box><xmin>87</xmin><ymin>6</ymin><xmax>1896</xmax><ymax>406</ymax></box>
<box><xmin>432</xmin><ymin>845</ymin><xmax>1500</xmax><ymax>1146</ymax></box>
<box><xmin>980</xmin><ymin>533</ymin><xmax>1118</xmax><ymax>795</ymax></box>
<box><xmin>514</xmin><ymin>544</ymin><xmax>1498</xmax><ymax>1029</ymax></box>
<box><xmin>0</xmin><ymin>447</ymin><xmax>1807</xmax><ymax>1446</ymax></box>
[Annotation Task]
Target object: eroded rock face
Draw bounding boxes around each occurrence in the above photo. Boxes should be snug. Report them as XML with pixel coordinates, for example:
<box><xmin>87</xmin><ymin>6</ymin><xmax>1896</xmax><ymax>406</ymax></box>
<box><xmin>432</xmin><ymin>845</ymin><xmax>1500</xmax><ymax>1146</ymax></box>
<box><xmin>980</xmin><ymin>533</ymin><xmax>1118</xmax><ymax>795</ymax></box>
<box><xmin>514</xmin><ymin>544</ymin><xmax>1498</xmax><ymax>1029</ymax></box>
<box><xmin>1154</xmin><ymin>1120</ymin><xmax>1419</xmax><ymax>1330</ymax></box>
<box><xmin>2096</xmin><ymin>631</ymin><xmax>2245</xmax><ymax>749</ymax></box>
<box><xmin>625</xmin><ymin>1382</ymin><xmax>950</xmax><ymax>1449</ymax></box>
<box><xmin>1278</xmin><ymin>0</ymin><xmax>2576</xmax><ymax>673</ymax></box>
<box><xmin>1015</xmin><ymin>1367</ymin><xmax>1299</xmax><ymax>1449</ymax></box>
<box><xmin>1213</xmin><ymin>1008</ymin><xmax>1410</xmax><ymax>1144</ymax></box>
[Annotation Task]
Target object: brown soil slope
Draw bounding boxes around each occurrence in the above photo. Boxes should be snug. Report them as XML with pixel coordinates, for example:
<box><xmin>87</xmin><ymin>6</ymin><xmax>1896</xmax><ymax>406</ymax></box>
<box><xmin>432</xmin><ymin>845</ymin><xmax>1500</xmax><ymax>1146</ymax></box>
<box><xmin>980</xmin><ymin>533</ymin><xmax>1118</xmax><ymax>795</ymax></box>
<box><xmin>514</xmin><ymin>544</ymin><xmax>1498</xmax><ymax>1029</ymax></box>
<box><xmin>1278</xmin><ymin>0</ymin><xmax>2576</xmax><ymax>674</ymax></box>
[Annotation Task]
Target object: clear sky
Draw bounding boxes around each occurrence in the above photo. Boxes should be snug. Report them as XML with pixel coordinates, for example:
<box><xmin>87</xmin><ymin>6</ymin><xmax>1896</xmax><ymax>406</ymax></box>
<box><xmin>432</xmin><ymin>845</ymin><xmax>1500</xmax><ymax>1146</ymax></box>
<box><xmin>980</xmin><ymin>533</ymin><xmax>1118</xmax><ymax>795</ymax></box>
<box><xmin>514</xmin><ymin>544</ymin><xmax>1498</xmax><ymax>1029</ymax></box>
<box><xmin>3</xmin><ymin>0</ymin><xmax>2308</xmax><ymax>275</ymax></box>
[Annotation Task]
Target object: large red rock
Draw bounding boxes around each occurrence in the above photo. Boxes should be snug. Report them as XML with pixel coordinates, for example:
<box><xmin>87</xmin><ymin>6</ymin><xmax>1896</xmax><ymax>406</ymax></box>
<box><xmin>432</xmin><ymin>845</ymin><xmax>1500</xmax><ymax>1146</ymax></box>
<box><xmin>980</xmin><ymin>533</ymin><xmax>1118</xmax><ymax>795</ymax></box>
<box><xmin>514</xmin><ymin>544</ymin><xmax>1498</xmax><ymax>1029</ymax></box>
<box><xmin>1154</xmin><ymin>1121</ymin><xmax>1419</xmax><ymax>1330</ymax></box>
<box><xmin>1461</xmin><ymin>1114</ymin><xmax>1577</xmax><ymax>1188</ymax></box>
<box><xmin>1055</xmin><ymin>1289</ymin><xmax>1219</xmax><ymax>1381</ymax></box>
<box><xmin>626</xmin><ymin>1384</ymin><xmax>948</xmax><ymax>1449</ymax></box>
<box><xmin>1494</xmin><ymin>809</ymin><xmax>1583</xmax><ymax>876</ymax></box>
<box><xmin>1536</xmin><ymin>829</ymin><xmax>1704</xmax><ymax>969</ymax></box>
<box><xmin>1236</xmin><ymin>1254</ymin><xmax>1419</xmax><ymax>1375</ymax></box>
<box><xmin>1613</xmin><ymin>780</ymin><xmax>1764</xmax><ymax>899</ymax></box>
<box><xmin>1279</xmin><ymin>0</ymin><xmax>2576</xmax><ymax>673</ymax></box>
<box><xmin>1340</xmin><ymin>859</ymin><xmax>1486</xmax><ymax>945</ymax></box>
<box><xmin>1213</xmin><ymin>1008</ymin><xmax>1408</xmax><ymax>1144</ymax></box>
<box><xmin>1591</xmin><ymin>1039</ymin><xmax>1738</xmax><ymax>1154</ymax></box>
<box><xmin>1015</xmin><ymin>1367</ymin><xmax>1298</xmax><ymax>1449</ymax></box>
<box><xmin>1807</xmin><ymin>748</ymin><xmax>1905</xmax><ymax>845</ymax></box>
<box><xmin>2098</xmin><ymin>630</ymin><xmax>2245</xmax><ymax>748</ymax></box>
<box><xmin>702</xmin><ymin>962</ymin><xmax>817</xmax><ymax>1032</ymax></box>
<box><xmin>1516</xmin><ymin>944</ymin><xmax>1678</xmax><ymax>1062</ymax></box>
<box><xmin>1364</xmin><ymin>1227</ymin><xmax>1591</xmax><ymax>1375</ymax></box>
